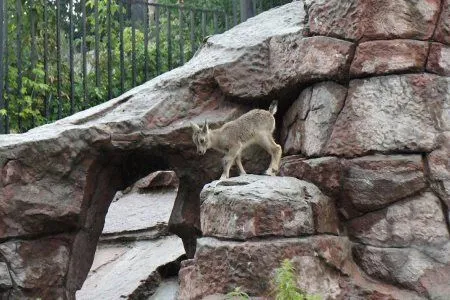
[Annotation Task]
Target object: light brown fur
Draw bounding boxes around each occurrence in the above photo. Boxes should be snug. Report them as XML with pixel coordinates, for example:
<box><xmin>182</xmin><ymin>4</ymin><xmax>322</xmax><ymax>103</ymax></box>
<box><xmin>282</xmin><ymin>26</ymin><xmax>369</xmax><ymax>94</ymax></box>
<box><xmin>191</xmin><ymin>101</ymin><xmax>282</xmax><ymax>179</ymax></box>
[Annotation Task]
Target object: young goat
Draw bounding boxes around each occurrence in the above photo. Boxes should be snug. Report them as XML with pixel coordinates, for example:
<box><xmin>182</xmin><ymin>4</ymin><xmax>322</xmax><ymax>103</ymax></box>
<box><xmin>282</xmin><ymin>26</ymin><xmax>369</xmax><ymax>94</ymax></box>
<box><xmin>191</xmin><ymin>101</ymin><xmax>282</xmax><ymax>179</ymax></box>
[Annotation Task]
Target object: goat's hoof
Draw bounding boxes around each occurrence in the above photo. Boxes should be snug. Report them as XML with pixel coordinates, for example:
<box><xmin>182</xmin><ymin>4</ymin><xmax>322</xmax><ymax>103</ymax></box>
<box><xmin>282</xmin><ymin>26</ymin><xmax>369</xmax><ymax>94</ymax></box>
<box><xmin>264</xmin><ymin>169</ymin><xmax>276</xmax><ymax>176</ymax></box>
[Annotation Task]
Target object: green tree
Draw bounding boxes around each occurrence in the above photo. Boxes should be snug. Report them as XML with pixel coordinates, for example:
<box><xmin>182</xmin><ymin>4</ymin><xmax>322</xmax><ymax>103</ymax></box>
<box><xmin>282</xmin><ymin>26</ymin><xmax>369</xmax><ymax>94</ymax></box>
<box><xmin>1</xmin><ymin>0</ymin><xmax>287</xmax><ymax>133</ymax></box>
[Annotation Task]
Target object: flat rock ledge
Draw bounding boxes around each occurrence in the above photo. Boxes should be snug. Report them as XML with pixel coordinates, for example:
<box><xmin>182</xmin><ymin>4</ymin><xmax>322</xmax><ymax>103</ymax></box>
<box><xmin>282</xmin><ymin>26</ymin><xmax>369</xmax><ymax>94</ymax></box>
<box><xmin>200</xmin><ymin>175</ymin><xmax>339</xmax><ymax>239</ymax></box>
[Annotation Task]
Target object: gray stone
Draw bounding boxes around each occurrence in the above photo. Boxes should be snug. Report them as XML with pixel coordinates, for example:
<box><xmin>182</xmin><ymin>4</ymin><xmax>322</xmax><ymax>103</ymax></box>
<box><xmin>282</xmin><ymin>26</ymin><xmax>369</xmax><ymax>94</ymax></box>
<box><xmin>427</xmin><ymin>133</ymin><xmax>450</xmax><ymax>218</ymax></box>
<box><xmin>341</xmin><ymin>155</ymin><xmax>427</xmax><ymax>214</ymax></box>
<box><xmin>179</xmin><ymin>236</ymin><xmax>424</xmax><ymax>300</ymax></box>
<box><xmin>434</xmin><ymin>0</ymin><xmax>450</xmax><ymax>45</ymax></box>
<box><xmin>303</xmin><ymin>82</ymin><xmax>347</xmax><ymax>156</ymax></box>
<box><xmin>200</xmin><ymin>175</ymin><xmax>339</xmax><ymax>240</ymax></box>
<box><xmin>427</xmin><ymin>43</ymin><xmax>450</xmax><ymax>76</ymax></box>
<box><xmin>213</xmin><ymin>33</ymin><xmax>354</xmax><ymax>98</ymax></box>
<box><xmin>305</xmin><ymin>0</ymin><xmax>441</xmax><ymax>41</ymax></box>
<box><xmin>0</xmin><ymin>262</ymin><xmax>12</xmax><ymax>290</ymax></box>
<box><xmin>0</xmin><ymin>236</ymin><xmax>71</xmax><ymax>289</ymax></box>
<box><xmin>282</xmin><ymin>82</ymin><xmax>347</xmax><ymax>156</ymax></box>
<box><xmin>281</xmin><ymin>87</ymin><xmax>311</xmax><ymax>146</ymax></box>
<box><xmin>353</xmin><ymin>245</ymin><xmax>450</xmax><ymax>297</ymax></box>
<box><xmin>350</xmin><ymin>40</ymin><xmax>429</xmax><ymax>77</ymax></box>
<box><xmin>280</xmin><ymin>156</ymin><xmax>342</xmax><ymax>196</ymax></box>
<box><xmin>347</xmin><ymin>192</ymin><xmax>449</xmax><ymax>249</ymax></box>
<box><xmin>76</xmin><ymin>235</ymin><xmax>184</xmax><ymax>300</ymax></box>
<box><xmin>326</xmin><ymin>74</ymin><xmax>449</xmax><ymax>157</ymax></box>
<box><xmin>134</xmin><ymin>170</ymin><xmax>179</xmax><ymax>190</ymax></box>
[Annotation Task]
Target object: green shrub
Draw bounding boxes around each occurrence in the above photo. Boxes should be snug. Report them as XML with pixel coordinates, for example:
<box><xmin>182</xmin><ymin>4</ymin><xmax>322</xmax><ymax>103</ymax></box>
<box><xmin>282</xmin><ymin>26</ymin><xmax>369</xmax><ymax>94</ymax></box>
<box><xmin>273</xmin><ymin>259</ymin><xmax>321</xmax><ymax>300</ymax></box>
<box><xmin>226</xmin><ymin>286</ymin><xmax>250</xmax><ymax>300</ymax></box>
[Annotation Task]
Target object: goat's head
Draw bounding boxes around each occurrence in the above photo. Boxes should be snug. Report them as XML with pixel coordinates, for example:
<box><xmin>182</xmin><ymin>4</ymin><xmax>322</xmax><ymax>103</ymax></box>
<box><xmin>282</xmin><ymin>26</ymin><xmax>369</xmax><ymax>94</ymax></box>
<box><xmin>191</xmin><ymin>120</ymin><xmax>210</xmax><ymax>155</ymax></box>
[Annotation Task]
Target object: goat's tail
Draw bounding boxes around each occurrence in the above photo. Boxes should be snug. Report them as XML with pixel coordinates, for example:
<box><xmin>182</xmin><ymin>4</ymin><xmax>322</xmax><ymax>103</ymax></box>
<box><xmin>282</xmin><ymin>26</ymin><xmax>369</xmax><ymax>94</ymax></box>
<box><xmin>269</xmin><ymin>100</ymin><xmax>278</xmax><ymax>115</ymax></box>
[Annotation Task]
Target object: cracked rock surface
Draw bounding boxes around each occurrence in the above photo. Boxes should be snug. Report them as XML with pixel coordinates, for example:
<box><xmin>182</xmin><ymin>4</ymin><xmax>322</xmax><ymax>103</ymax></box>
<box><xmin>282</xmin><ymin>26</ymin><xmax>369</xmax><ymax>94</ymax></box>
<box><xmin>0</xmin><ymin>0</ymin><xmax>449</xmax><ymax>298</ymax></box>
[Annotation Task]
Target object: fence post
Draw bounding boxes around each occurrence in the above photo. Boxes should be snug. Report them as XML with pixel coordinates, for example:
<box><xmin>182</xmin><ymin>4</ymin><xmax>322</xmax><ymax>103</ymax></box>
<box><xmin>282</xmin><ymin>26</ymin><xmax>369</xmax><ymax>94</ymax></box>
<box><xmin>240</xmin><ymin>0</ymin><xmax>254</xmax><ymax>22</ymax></box>
<box><xmin>0</xmin><ymin>0</ymin><xmax>4</xmax><ymax>133</ymax></box>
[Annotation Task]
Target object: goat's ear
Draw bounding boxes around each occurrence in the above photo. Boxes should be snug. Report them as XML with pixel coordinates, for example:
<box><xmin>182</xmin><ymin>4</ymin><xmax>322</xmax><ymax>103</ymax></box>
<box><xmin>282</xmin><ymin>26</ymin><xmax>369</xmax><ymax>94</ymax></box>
<box><xmin>203</xmin><ymin>120</ymin><xmax>209</xmax><ymax>133</ymax></box>
<box><xmin>190</xmin><ymin>122</ymin><xmax>200</xmax><ymax>132</ymax></box>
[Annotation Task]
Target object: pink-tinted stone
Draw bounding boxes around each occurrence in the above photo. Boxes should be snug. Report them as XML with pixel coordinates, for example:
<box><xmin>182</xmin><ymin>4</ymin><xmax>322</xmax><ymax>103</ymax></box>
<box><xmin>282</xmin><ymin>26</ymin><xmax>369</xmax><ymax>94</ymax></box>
<box><xmin>215</xmin><ymin>35</ymin><xmax>354</xmax><ymax>98</ymax></box>
<box><xmin>427</xmin><ymin>133</ymin><xmax>450</xmax><ymax>218</ymax></box>
<box><xmin>179</xmin><ymin>236</ymin><xmax>424</xmax><ymax>300</ymax></box>
<box><xmin>282</xmin><ymin>82</ymin><xmax>347</xmax><ymax>156</ymax></box>
<box><xmin>306</xmin><ymin>0</ymin><xmax>441</xmax><ymax>41</ymax></box>
<box><xmin>353</xmin><ymin>245</ymin><xmax>450</xmax><ymax>298</ymax></box>
<box><xmin>280</xmin><ymin>156</ymin><xmax>342</xmax><ymax>196</ymax></box>
<box><xmin>433</xmin><ymin>0</ymin><xmax>450</xmax><ymax>45</ymax></box>
<box><xmin>326</xmin><ymin>74</ymin><xmax>449</xmax><ymax>157</ymax></box>
<box><xmin>426</xmin><ymin>43</ymin><xmax>450</xmax><ymax>76</ymax></box>
<box><xmin>0</xmin><ymin>235</ymin><xmax>72</xmax><ymax>290</ymax></box>
<box><xmin>341</xmin><ymin>155</ymin><xmax>427</xmax><ymax>214</ymax></box>
<box><xmin>350</xmin><ymin>40</ymin><xmax>428</xmax><ymax>77</ymax></box>
<box><xmin>200</xmin><ymin>175</ymin><xmax>339</xmax><ymax>240</ymax></box>
<box><xmin>179</xmin><ymin>236</ymin><xmax>351</xmax><ymax>299</ymax></box>
<box><xmin>135</xmin><ymin>170</ymin><xmax>179</xmax><ymax>190</ymax></box>
<box><xmin>347</xmin><ymin>192</ymin><xmax>449</xmax><ymax>247</ymax></box>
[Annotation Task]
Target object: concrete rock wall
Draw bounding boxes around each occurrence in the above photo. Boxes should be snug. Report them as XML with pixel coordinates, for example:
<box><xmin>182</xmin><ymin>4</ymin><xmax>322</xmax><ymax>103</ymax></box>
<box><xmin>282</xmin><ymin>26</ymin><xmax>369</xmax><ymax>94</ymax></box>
<box><xmin>0</xmin><ymin>0</ymin><xmax>448</xmax><ymax>298</ymax></box>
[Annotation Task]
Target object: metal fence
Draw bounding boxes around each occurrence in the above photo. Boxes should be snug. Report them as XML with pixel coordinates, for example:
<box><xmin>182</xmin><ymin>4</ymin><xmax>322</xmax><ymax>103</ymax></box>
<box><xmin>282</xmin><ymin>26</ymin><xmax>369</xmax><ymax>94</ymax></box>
<box><xmin>0</xmin><ymin>0</ymin><xmax>290</xmax><ymax>134</ymax></box>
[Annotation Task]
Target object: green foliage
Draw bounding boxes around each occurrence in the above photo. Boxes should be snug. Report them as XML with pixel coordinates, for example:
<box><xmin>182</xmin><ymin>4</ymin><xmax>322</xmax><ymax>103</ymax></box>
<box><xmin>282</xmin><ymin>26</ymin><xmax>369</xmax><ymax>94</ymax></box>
<box><xmin>226</xmin><ymin>286</ymin><xmax>250</xmax><ymax>300</ymax></box>
<box><xmin>273</xmin><ymin>259</ymin><xmax>321</xmax><ymax>300</ymax></box>
<box><xmin>2</xmin><ymin>0</ymin><xmax>226</xmax><ymax>133</ymax></box>
<box><xmin>2</xmin><ymin>0</ymin><xmax>290</xmax><ymax>133</ymax></box>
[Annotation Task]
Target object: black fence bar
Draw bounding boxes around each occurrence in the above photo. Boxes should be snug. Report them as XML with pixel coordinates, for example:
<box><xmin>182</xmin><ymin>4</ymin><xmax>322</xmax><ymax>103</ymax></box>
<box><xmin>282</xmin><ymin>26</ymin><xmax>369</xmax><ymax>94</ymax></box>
<box><xmin>119</xmin><ymin>0</ymin><xmax>125</xmax><ymax>93</ymax></box>
<box><xmin>95</xmin><ymin>0</ymin><xmax>100</xmax><ymax>87</ymax></box>
<box><xmin>155</xmin><ymin>5</ymin><xmax>161</xmax><ymax>75</ymax></box>
<box><xmin>16</xmin><ymin>0</ymin><xmax>22</xmax><ymax>131</ymax></box>
<box><xmin>213</xmin><ymin>11</ymin><xmax>218</xmax><ymax>34</ymax></box>
<box><xmin>30</xmin><ymin>0</ymin><xmax>36</xmax><ymax>127</ymax></box>
<box><xmin>190</xmin><ymin>9</ymin><xmax>195</xmax><ymax>55</ymax></box>
<box><xmin>69</xmin><ymin>0</ymin><xmax>74</xmax><ymax>114</ymax></box>
<box><xmin>179</xmin><ymin>7</ymin><xmax>184</xmax><ymax>65</ymax></box>
<box><xmin>43</xmin><ymin>2</ymin><xmax>49</xmax><ymax>120</ymax></box>
<box><xmin>0</xmin><ymin>0</ymin><xmax>4</xmax><ymax>133</ymax></box>
<box><xmin>201</xmin><ymin>11</ymin><xmax>206</xmax><ymax>39</ymax></box>
<box><xmin>132</xmin><ymin>17</ymin><xmax>136</xmax><ymax>87</ymax></box>
<box><xmin>81</xmin><ymin>0</ymin><xmax>87</xmax><ymax>109</ymax></box>
<box><xmin>224</xmin><ymin>11</ymin><xmax>229</xmax><ymax>30</ymax></box>
<box><xmin>56</xmin><ymin>0</ymin><xmax>62</xmax><ymax>120</ymax></box>
<box><xmin>167</xmin><ymin>8</ymin><xmax>172</xmax><ymax>70</ymax></box>
<box><xmin>107</xmin><ymin>0</ymin><xmax>112</xmax><ymax>100</ymax></box>
<box><xmin>232</xmin><ymin>0</ymin><xmax>237</xmax><ymax>26</ymax></box>
<box><xmin>144</xmin><ymin>4</ymin><xmax>149</xmax><ymax>81</ymax></box>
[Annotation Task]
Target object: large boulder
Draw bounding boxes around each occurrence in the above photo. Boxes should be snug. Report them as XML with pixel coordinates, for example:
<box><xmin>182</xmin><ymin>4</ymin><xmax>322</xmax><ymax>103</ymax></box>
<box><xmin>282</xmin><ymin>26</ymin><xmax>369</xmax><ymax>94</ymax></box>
<box><xmin>340</xmin><ymin>155</ymin><xmax>427</xmax><ymax>215</ymax></box>
<box><xmin>326</xmin><ymin>74</ymin><xmax>449</xmax><ymax>157</ymax></box>
<box><xmin>305</xmin><ymin>0</ymin><xmax>441</xmax><ymax>41</ymax></box>
<box><xmin>200</xmin><ymin>175</ymin><xmax>339</xmax><ymax>240</ymax></box>
<box><xmin>433</xmin><ymin>0</ymin><xmax>450</xmax><ymax>45</ymax></box>
<box><xmin>350</xmin><ymin>40</ymin><xmax>429</xmax><ymax>77</ymax></box>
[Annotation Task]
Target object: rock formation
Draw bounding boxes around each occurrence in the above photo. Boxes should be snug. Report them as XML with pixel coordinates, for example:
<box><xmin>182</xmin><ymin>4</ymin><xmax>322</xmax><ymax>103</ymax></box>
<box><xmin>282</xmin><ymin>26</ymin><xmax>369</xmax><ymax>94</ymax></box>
<box><xmin>0</xmin><ymin>0</ymin><xmax>448</xmax><ymax>298</ymax></box>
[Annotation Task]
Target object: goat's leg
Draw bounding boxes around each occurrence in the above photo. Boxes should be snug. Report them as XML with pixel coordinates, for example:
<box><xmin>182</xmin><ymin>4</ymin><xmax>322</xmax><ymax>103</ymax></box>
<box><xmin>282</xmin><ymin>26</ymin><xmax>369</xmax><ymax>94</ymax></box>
<box><xmin>258</xmin><ymin>135</ymin><xmax>282</xmax><ymax>176</ymax></box>
<box><xmin>235</xmin><ymin>154</ymin><xmax>246</xmax><ymax>175</ymax></box>
<box><xmin>220</xmin><ymin>147</ymin><xmax>240</xmax><ymax>180</ymax></box>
